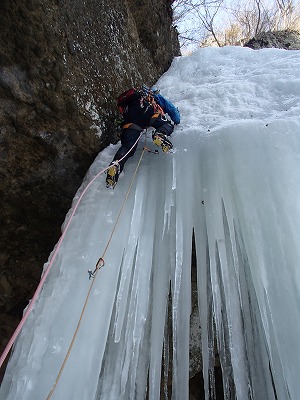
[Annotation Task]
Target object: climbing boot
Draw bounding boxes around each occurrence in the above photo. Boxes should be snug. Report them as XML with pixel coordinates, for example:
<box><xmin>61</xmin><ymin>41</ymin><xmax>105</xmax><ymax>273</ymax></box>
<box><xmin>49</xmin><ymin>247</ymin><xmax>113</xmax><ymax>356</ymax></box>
<box><xmin>152</xmin><ymin>132</ymin><xmax>173</xmax><ymax>153</ymax></box>
<box><xmin>106</xmin><ymin>162</ymin><xmax>120</xmax><ymax>188</ymax></box>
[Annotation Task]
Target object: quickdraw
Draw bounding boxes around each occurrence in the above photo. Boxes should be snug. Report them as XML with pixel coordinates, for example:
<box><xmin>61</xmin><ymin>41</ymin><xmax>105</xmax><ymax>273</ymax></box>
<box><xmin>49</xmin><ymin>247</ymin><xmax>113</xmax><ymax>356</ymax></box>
<box><xmin>88</xmin><ymin>257</ymin><xmax>105</xmax><ymax>279</ymax></box>
<box><xmin>143</xmin><ymin>146</ymin><xmax>159</xmax><ymax>154</ymax></box>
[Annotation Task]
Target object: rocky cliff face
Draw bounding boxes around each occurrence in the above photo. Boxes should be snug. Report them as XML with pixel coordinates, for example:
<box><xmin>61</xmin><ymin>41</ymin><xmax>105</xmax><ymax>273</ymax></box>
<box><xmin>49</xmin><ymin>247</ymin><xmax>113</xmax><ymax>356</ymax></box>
<box><xmin>0</xmin><ymin>0</ymin><xmax>180</xmax><ymax>365</ymax></box>
<box><xmin>244</xmin><ymin>29</ymin><xmax>300</xmax><ymax>50</ymax></box>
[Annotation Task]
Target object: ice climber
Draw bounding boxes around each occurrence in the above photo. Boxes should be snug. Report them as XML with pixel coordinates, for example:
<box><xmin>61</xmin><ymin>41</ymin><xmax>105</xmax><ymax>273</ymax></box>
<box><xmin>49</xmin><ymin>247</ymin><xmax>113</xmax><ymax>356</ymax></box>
<box><xmin>106</xmin><ymin>84</ymin><xmax>180</xmax><ymax>188</ymax></box>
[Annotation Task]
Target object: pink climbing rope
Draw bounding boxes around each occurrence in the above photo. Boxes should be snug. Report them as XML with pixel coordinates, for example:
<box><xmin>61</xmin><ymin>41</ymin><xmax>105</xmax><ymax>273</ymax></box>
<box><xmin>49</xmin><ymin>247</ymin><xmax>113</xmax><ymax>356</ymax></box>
<box><xmin>0</xmin><ymin>131</ymin><xmax>144</xmax><ymax>369</ymax></box>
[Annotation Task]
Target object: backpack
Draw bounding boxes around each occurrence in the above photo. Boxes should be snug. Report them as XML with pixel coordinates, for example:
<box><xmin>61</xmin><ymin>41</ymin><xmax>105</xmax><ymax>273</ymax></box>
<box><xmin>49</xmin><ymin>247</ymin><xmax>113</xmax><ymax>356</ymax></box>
<box><xmin>117</xmin><ymin>85</ymin><xmax>164</xmax><ymax>119</ymax></box>
<box><xmin>117</xmin><ymin>88</ymin><xmax>142</xmax><ymax>108</ymax></box>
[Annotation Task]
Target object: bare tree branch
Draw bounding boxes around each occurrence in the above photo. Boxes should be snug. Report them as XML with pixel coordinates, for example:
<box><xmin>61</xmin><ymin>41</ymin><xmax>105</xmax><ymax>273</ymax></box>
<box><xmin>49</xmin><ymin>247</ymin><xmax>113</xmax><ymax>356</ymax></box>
<box><xmin>172</xmin><ymin>0</ymin><xmax>300</xmax><ymax>49</ymax></box>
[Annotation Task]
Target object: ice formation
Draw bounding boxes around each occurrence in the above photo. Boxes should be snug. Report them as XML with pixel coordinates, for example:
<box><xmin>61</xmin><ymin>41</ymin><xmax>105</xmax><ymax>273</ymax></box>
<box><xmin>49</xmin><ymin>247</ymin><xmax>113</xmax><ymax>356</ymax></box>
<box><xmin>1</xmin><ymin>46</ymin><xmax>300</xmax><ymax>399</ymax></box>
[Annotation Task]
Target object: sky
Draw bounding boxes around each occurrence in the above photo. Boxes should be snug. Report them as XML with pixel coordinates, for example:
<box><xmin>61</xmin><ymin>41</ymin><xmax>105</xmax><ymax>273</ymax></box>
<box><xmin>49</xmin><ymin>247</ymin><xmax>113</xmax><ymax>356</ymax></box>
<box><xmin>172</xmin><ymin>0</ymin><xmax>231</xmax><ymax>52</ymax></box>
<box><xmin>173</xmin><ymin>0</ymin><xmax>300</xmax><ymax>53</ymax></box>
<box><xmin>1</xmin><ymin>46</ymin><xmax>300</xmax><ymax>400</ymax></box>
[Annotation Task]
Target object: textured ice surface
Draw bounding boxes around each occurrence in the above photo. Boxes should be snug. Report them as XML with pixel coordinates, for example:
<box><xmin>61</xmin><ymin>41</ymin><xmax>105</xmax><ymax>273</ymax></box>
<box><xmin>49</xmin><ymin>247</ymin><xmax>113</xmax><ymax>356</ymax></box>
<box><xmin>1</xmin><ymin>47</ymin><xmax>300</xmax><ymax>399</ymax></box>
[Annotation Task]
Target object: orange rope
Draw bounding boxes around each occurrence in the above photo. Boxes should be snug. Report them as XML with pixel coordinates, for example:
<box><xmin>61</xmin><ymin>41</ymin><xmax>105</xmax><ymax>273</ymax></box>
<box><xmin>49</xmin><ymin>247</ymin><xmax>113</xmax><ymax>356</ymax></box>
<box><xmin>46</xmin><ymin>145</ymin><xmax>148</xmax><ymax>399</ymax></box>
<box><xmin>0</xmin><ymin>132</ymin><xmax>145</xmax><ymax>372</ymax></box>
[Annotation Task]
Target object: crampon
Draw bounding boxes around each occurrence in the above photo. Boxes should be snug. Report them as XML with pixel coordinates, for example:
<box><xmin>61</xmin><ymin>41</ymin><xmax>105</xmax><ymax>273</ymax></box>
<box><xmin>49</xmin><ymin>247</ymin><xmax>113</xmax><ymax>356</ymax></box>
<box><xmin>152</xmin><ymin>132</ymin><xmax>173</xmax><ymax>153</ymax></box>
<box><xmin>106</xmin><ymin>163</ymin><xmax>120</xmax><ymax>188</ymax></box>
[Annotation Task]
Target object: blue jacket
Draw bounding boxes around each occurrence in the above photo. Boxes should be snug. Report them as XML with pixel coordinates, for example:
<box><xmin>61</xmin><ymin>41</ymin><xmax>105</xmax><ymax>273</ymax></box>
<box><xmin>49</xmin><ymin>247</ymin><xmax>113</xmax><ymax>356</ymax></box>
<box><xmin>154</xmin><ymin>94</ymin><xmax>181</xmax><ymax>125</ymax></box>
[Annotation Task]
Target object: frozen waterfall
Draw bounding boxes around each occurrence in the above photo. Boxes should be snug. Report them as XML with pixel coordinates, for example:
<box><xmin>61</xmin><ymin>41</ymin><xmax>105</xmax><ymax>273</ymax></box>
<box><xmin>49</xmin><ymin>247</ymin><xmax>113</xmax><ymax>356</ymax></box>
<box><xmin>1</xmin><ymin>46</ymin><xmax>300</xmax><ymax>400</ymax></box>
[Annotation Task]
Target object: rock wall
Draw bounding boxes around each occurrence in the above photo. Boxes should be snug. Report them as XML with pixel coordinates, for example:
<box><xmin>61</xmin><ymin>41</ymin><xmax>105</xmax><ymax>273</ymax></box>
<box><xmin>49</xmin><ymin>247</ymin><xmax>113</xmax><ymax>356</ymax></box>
<box><xmin>244</xmin><ymin>29</ymin><xmax>300</xmax><ymax>50</ymax></box>
<box><xmin>0</xmin><ymin>0</ymin><xmax>179</xmax><ymax>365</ymax></box>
